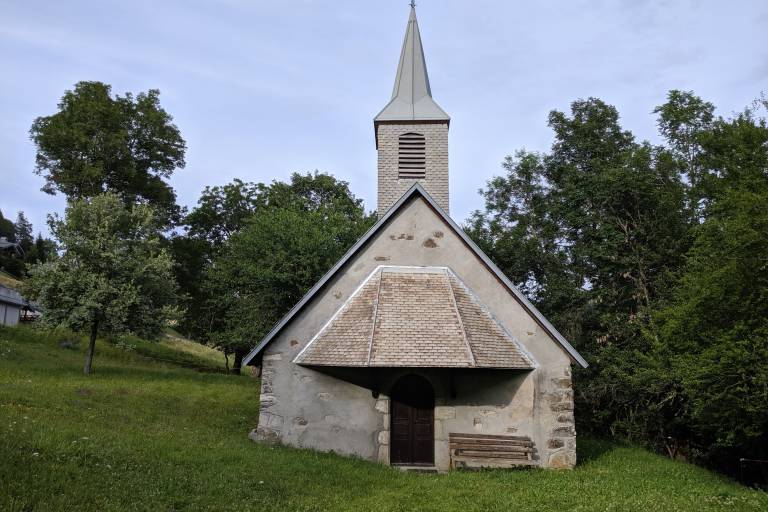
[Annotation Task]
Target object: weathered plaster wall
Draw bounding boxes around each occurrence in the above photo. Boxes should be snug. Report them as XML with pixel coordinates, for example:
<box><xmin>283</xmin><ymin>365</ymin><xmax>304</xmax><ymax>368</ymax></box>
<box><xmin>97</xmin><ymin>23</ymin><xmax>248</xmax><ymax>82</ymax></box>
<box><xmin>0</xmin><ymin>302</ymin><xmax>20</xmax><ymax>327</ymax></box>
<box><xmin>253</xmin><ymin>195</ymin><xmax>576</xmax><ymax>470</ymax></box>
<box><xmin>256</xmin><ymin>351</ymin><xmax>382</xmax><ymax>460</ymax></box>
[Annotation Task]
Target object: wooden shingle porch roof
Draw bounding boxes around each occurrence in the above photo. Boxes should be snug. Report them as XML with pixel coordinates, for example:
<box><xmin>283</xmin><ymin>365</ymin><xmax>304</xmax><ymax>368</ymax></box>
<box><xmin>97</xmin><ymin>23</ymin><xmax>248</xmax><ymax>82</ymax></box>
<box><xmin>293</xmin><ymin>266</ymin><xmax>536</xmax><ymax>369</ymax></box>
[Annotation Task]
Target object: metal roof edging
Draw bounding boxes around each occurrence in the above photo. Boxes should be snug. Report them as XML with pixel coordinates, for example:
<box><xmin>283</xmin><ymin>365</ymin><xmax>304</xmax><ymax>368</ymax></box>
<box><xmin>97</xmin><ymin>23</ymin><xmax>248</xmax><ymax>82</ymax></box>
<box><xmin>416</xmin><ymin>188</ymin><xmax>589</xmax><ymax>368</ymax></box>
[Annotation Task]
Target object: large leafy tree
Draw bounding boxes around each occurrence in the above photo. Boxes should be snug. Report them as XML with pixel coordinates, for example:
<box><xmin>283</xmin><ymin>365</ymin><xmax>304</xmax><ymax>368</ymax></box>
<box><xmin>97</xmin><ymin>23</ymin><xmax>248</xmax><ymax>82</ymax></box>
<box><xmin>653</xmin><ymin>90</ymin><xmax>714</xmax><ymax>222</ymax></box>
<box><xmin>171</xmin><ymin>179</ymin><xmax>267</xmax><ymax>342</ymax></box>
<box><xmin>188</xmin><ymin>172</ymin><xmax>374</xmax><ymax>373</ymax></box>
<box><xmin>24</xmin><ymin>193</ymin><xmax>177</xmax><ymax>374</ymax></box>
<box><xmin>468</xmin><ymin>91</ymin><xmax>768</xmax><ymax>474</ymax></box>
<box><xmin>467</xmin><ymin>97</ymin><xmax>689</xmax><ymax>452</ymax></box>
<box><xmin>654</xmin><ymin>98</ymin><xmax>768</xmax><ymax>467</ymax></box>
<box><xmin>184</xmin><ymin>179</ymin><xmax>266</xmax><ymax>249</ymax></box>
<box><xmin>468</xmin><ymin>98</ymin><xmax>688</xmax><ymax>344</ymax></box>
<box><xmin>29</xmin><ymin>81</ymin><xmax>186</xmax><ymax>225</ymax></box>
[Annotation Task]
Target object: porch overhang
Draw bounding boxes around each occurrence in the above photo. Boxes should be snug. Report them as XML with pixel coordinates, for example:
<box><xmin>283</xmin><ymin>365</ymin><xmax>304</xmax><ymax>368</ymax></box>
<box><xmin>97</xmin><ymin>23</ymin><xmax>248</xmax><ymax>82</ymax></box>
<box><xmin>293</xmin><ymin>266</ymin><xmax>536</xmax><ymax>370</ymax></box>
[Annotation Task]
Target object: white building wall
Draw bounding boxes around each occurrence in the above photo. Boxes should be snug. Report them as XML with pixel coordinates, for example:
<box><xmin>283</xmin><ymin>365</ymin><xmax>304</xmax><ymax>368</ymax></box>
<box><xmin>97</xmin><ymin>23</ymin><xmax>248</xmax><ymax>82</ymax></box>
<box><xmin>0</xmin><ymin>303</ymin><xmax>20</xmax><ymax>327</ymax></box>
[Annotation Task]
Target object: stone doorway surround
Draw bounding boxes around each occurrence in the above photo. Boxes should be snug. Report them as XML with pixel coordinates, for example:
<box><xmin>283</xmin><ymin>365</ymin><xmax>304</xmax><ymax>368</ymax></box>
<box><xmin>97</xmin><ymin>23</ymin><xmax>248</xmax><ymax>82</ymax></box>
<box><xmin>373</xmin><ymin>370</ymin><xmax>455</xmax><ymax>470</ymax></box>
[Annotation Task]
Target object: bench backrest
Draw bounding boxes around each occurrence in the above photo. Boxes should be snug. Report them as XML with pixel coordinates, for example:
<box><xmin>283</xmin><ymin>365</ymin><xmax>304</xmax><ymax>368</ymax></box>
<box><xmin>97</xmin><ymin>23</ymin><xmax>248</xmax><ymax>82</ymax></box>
<box><xmin>449</xmin><ymin>433</ymin><xmax>535</xmax><ymax>462</ymax></box>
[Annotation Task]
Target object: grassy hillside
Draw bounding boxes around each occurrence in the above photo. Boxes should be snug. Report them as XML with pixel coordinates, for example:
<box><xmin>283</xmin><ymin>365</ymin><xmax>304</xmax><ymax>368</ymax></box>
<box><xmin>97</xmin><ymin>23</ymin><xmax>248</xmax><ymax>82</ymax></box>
<box><xmin>0</xmin><ymin>269</ymin><xmax>22</xmax><ymax>290</ymax></box>
<box><xmin>161</xmin><ymin>327</ymin><xmax>228</xmax><ymax>369</ymax></box>
<box><xmin>0</xmin><ymin>325</ymin><xmax>765</xmax><ymax>511</ymax></box>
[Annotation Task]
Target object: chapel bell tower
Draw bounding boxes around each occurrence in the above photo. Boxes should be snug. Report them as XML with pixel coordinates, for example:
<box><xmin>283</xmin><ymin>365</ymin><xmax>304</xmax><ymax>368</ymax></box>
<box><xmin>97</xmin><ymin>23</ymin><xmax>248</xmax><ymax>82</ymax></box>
<box><xmin>374</xmin><ymin>5</ymin><xmax>450</xmax><ymax>216</ymax></box>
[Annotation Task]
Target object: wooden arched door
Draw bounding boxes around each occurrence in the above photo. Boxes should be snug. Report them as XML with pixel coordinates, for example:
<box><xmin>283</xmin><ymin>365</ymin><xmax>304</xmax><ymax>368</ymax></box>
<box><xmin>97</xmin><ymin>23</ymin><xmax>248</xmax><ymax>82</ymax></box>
<box><xmin>390</xmin><ymin>374</ymin><xmax>434</xmax><ymax>465</ymax></box>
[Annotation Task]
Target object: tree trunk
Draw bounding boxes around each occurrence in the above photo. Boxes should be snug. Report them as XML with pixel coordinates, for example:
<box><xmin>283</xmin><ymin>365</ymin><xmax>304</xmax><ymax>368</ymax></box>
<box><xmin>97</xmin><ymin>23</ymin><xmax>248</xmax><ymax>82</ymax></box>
<box><xmin>84</xmin><ymin>319</ymin><xmax>98</xmax><ymax>375</ymax></box>
<box><xmin>231</xmin><ymin>350</ymin><xmax>244</xmax><ymax>375</ymax></box>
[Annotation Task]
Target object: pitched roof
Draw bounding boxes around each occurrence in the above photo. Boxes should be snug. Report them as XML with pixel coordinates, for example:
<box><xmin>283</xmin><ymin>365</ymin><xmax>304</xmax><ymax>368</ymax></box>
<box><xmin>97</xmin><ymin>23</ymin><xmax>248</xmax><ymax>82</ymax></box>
<box><xmin>294</xmin><ymin>266</ymin><xmax>535</xmax><ymax>369</ymax></box>
<box><xmin>0</xmin><ymin>284</ymin><xmax>25</xmax><ymax>307</ymax></box>
<box><xmin>374</xmin><ymin>7</ymin><xmax>450</xmax><ymax>124</ymax></box>
<box><xmin>242</xmin><ymin>184</ymin><xmax>588</xmax><ymax>368</ymax></box>
<box><xmin>0</xmin><ymin>237</ymin><xmax>24</xmax><ymax>257</ymax></box>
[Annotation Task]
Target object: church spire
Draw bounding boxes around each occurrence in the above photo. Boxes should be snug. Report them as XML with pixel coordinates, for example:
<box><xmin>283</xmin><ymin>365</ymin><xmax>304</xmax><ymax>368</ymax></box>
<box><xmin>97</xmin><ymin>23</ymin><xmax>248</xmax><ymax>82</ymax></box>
<box><xmin>374</xmin><ymin>5</ymin><xmax>449</xmax><ymax>123</ymax></box>
<box><xmin>375</xmin><ymin>4</ymin><xmax>450</xmax><ymax>216</ymax></box>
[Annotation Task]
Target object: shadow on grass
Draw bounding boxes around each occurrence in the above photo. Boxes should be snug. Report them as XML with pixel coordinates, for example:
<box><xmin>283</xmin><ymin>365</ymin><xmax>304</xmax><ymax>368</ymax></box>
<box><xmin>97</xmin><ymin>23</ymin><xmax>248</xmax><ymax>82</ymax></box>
<box><xmin>1</xmin><ymin>325</ymin><xmax>227</xmax><ymax>374</ymax></box>
<box><xmin>126</xmin><ymin>348</ymin><xmax>229</xmax><ymax>373</ymax></box>
<box><xmin>30</xmin><ymin>360</ymin><xmax>249</xmax><ymax>385</ymax></box>
<box><xmin>577</xmin><ymin>438</ymin><xmax>618</xmax><ymax>466</ymax></box>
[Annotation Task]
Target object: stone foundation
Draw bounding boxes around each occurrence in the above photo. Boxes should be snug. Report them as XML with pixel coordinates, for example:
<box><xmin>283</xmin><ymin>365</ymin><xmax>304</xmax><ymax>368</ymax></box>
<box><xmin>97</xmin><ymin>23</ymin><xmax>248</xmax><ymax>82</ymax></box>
<box><xmin>375</xmin><ymin>397</ymin><xmax>390</xmax><ymax>464</ymax></box>
<box><xmin>252</xmin><ymin>353</ymin><xmax>284</xmax><ymax>443</ymax></box>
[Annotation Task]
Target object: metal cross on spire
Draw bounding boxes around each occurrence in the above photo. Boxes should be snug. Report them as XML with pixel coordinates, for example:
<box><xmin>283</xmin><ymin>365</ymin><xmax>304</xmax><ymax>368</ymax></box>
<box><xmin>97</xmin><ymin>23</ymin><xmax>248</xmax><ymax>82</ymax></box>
<box><xmin>409</xmin><ymin>0</ymin><xmax>416</xmax><ymax>8</ymax></box>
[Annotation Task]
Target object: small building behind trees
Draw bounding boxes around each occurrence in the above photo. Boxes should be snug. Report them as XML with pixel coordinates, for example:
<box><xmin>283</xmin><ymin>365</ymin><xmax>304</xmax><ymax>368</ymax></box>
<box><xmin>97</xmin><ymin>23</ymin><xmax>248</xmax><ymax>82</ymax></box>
<box><xmin>0</xmin><ymin>284</ymin><xmax>23</xmax><ymax>327</ymax></box>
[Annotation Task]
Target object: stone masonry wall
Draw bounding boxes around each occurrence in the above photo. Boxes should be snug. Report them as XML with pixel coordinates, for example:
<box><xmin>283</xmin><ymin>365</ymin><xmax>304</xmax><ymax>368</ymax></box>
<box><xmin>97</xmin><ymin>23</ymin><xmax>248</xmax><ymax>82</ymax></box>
<box><xmin>542</xmin><ymin>366</ymin><xmax>577</xmax><ymax>469</ymax></box>
<box><xmin>250</xmin><ymin>352</ymin><xmax>284</xmax><ymax>444</ymax></box>
<box><xmin>377</xmin><ymin>122</ymin><xmax>449</xmax><ymax>216</ymax></box>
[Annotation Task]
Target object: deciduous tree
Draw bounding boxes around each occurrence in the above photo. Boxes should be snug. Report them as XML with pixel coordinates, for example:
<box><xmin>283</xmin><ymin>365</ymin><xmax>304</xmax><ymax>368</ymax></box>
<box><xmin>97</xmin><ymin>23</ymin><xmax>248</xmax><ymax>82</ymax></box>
<box><xmin>190</xmin><ymin>172</ymin><xmax>374</xmax><ymax>373</ymax></box>
<box><xmin>29</xmin><ymin>81</ymin><xmax>186</xmax><ymax>225</ymax></box>
<box><xmin>468</xmin><ymin>91</ymin><xmax>768</xmax><ymax>474</ymax></box>
<box><xmin>24</xmin><ymin>193</ymin><xmax>177</xmax><ymax>374</ymax></box>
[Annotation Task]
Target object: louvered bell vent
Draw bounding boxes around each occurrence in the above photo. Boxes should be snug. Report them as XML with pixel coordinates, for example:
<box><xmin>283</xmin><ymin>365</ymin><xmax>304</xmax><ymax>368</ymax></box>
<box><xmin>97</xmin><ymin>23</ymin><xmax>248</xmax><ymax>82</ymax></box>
<box><xmin>398</xmin><ymin>132</ymin><xmax>426</xmax><ymax>179</ymax></box>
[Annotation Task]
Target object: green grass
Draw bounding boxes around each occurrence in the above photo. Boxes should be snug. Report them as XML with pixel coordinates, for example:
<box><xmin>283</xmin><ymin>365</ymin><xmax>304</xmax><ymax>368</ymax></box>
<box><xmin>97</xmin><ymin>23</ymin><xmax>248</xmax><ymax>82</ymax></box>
<box><xmin>160</xmin><ymin>328</ymin><xmax>228</xmax><ymax>370</ymax></box>
<box><xmin>0</xmin><ymin>269</ymin><xmax>22</xmax><ymax>290</ymax></box>
<box><xmin>0</xmin><ymin>325</ymin><xmax>765</xmax><ymax>511</ymax></box>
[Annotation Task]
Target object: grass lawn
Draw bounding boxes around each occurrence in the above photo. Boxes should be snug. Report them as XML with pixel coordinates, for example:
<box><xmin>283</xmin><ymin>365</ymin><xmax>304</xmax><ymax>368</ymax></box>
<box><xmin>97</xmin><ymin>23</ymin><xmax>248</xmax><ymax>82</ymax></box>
<box><xmin>0</xmin><ymin>270</ymin><xmax>22</xmax><ymax>290</ymax></box>
<box><xmin>1</xmin><ymin>325</ymin><xmax>765</xmax><ymax>511</ymax></box>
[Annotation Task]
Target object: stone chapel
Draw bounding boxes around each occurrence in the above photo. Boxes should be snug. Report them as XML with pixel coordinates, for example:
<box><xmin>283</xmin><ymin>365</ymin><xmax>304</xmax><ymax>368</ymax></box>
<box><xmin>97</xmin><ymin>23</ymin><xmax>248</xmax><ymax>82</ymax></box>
<box><xmin>244</xmin><ymin>5</ymin><xmax>588</xmax><ymax>471</ymax></box>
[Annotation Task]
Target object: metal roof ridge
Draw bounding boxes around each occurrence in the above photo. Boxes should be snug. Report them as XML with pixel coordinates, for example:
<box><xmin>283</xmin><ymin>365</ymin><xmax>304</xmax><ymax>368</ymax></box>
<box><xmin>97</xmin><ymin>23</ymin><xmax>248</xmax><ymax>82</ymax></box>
<box><xmin>444</xmin><ymin>268</ymin><xmax>476</xmax><ymax>367</ymax></box>
<box><xmin>445</xmin><ymin>268</ymin><xmax>538</xmax><ymax>370</ymax></box>
<box><xmin>366</xmin><ymin>268</ymin><xmax>384</xmax><ymax>365</ymax></box>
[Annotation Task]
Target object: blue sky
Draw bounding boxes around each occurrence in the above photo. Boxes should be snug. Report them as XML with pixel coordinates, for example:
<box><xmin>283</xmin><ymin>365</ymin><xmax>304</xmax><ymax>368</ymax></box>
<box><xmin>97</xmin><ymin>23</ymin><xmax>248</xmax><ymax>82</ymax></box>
<box><xmin>2</xmin><ymin>0</ymin><xmax>767</xmax><ymax>236</ymax></box>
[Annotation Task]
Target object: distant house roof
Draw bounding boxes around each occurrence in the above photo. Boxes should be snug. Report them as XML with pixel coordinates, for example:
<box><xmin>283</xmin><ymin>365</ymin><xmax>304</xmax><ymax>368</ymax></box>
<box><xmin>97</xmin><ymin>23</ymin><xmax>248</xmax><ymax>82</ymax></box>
<box><xmin>243</xmin><ymin>184</ymin><xmax>589</xmax><ymax>368</ymax></box>
<box><xmin>0</xmin><ymin>284</ymin><xmax>25</xmax><ymax>307</ymax></box>
<box><xmin>373</xmin><ymin>7</ymin><xmax>450</xmax><ymax>125</ymax></box>
<box><xmin>294</xmin><ymin>266</ymin><xmax>536</xmax><ymax>369</ymax></box>
<box><xmin>0</xmin><ymin>237</ymin><xmax>24</xmax><ymax>257</ymax></box>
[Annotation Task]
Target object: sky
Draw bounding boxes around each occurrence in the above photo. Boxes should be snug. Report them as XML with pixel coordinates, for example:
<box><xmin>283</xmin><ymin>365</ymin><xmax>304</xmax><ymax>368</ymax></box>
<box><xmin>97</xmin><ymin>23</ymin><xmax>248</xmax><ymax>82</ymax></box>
<box><xmin>1</xmin><ymin>0</ymin><xmax>767</xmax><ymax>237</ymax></box>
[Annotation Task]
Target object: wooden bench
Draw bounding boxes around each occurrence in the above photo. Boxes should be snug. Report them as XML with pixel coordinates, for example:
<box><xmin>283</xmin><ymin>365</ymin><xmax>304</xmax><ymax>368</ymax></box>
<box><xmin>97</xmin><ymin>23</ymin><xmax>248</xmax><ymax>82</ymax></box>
<box><xmin>449</xmin><ymin>433</ymin><xmax>536</xmax><ymax>469</ymax></box>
